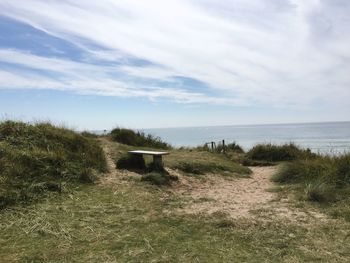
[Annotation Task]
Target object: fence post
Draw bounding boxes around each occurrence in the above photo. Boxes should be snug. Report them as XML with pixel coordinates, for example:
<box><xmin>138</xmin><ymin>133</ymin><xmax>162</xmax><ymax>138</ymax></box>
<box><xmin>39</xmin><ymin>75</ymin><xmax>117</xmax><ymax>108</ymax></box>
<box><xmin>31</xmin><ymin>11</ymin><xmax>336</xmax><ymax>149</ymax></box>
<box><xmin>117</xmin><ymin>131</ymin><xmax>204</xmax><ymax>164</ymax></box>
<box><xmin>222</xmin><ymin>140</ymin><xmax>226</xmax><ymax>154</ymax></box>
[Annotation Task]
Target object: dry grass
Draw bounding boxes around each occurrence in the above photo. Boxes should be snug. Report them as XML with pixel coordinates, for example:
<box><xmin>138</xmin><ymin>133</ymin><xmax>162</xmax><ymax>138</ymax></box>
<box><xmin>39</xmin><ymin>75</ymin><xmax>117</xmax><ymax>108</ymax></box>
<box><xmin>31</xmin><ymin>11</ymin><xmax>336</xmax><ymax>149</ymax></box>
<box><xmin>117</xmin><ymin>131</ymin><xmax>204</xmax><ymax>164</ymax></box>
<box><xmin>1</xmin><ymin>139</ymin><xmax>350</xmax><ymax>262</ymax></box>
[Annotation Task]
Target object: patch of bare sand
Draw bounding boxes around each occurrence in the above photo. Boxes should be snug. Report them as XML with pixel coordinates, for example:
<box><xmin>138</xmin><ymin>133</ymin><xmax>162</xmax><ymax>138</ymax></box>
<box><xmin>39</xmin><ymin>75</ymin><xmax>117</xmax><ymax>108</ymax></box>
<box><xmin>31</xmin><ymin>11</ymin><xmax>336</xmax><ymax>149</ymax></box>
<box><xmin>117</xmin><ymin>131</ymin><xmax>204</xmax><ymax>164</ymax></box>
<box><xmin>98</xmin><ymin>138</ymin><xmax>139</xmax><ymax>186</ymax></box>
<box><xmin>168</xmin><ymin>166</ymin><xmax>328</xmax><ymax>222</ymax></box>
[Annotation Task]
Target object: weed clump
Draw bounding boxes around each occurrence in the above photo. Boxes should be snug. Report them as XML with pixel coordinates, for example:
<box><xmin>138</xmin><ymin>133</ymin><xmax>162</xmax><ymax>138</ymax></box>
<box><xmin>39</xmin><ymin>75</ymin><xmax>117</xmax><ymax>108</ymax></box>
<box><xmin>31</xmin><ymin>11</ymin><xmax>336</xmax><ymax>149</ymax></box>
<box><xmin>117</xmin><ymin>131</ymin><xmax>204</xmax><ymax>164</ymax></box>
<box><xmin>110</xmin><ymin>128</ymin><xmax>171</xmax><ymax>149</ymax></box>
<box><xmin>0</xmin><ymin>120</ymin><xmax>107</xmax><ymax>209</ymax></box>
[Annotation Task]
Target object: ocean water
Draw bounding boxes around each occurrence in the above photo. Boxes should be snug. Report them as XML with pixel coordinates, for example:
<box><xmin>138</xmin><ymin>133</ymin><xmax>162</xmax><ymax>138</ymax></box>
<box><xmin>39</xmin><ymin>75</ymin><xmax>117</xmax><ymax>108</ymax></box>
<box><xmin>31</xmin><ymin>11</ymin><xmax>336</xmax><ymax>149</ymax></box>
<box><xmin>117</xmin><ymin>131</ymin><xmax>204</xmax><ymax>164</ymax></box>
<box><xmin>144</xmin><ymin>121</ymin><xmax>350</xmax><ymax>155</ymax></box>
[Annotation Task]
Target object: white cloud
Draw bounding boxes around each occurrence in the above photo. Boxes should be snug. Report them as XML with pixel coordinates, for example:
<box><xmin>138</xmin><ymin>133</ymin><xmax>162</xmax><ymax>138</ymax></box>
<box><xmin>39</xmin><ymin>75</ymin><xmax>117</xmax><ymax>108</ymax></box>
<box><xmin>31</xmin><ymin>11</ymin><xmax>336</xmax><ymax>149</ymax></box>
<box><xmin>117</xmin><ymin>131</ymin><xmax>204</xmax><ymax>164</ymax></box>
<box><xmin>0</xmin><ymin>0</ymin><xmax>349</xmax><ymax>109</ymax></box>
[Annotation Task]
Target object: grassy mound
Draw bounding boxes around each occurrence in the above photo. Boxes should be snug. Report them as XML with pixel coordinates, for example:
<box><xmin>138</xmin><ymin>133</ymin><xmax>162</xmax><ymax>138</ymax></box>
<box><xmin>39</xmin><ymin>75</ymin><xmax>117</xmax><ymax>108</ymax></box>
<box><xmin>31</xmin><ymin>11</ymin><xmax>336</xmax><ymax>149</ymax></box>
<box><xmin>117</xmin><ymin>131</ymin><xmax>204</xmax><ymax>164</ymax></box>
<box><xmin>110</xmin><ymin>128</ymin><xmax>171</xmax><ymax>149</ymax></box>
<box><xmin>246</xmin><ymin>143</ymin><xmax>315</xmax><ymax>162</ymax></box>
<box><xmin>167</xmin><ymin>149</ymin><xmax>251</xmax><ymax>177</ymax></box>
<box><xmin>0</xmin><ymin>121</ymin><xmax>107</xmax><ymax>209</ymax></box>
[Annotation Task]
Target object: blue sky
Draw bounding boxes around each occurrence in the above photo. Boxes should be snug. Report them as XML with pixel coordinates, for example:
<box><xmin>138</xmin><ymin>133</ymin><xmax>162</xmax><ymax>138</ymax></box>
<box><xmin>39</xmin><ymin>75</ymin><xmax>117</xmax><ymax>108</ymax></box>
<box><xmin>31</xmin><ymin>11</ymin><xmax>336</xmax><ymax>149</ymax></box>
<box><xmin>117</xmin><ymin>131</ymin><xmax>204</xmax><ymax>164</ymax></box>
<box><xmin>0</xmin><ymin>0</ymin><xmax>349</xmax><ymax>130</ymax></box>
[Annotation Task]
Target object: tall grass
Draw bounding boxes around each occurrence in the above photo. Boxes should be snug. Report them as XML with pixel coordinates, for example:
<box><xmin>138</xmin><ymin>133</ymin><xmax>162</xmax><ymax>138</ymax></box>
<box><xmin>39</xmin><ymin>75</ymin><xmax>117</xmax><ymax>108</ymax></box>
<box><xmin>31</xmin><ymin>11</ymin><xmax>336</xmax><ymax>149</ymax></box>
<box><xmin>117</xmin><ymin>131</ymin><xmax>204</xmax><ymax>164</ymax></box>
<box><xmin>0</xmin><ymin>121</ymin><xmax>107</xmax><ymax>209</ymax></box>
<box><xmin>246</xmin><ymin>143</ymin><xmax>315</xmax><ymax>162</ymax></box>
<box><xmin>110</xmin><ymin>128</ymin><xmax>171</xmax><ymax>149</ymax></box>
<box><xmin>273</xmin><ymin>154</ymin><xmax>350</xmax><ymax>203</ymax></box>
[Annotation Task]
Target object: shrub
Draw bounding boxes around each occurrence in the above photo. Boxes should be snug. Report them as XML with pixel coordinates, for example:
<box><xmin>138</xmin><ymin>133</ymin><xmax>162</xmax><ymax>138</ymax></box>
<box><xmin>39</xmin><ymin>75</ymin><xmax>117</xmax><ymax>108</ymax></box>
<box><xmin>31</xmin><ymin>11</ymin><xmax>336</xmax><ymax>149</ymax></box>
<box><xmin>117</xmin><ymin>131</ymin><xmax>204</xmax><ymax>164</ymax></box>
<box><xmin>246</xmin><ymin>143</ymin><xmax>315</xmax><ymax>162</ymax></box>
<box><xmin>0</xmin><ymin>120</ymin><xmax>107</xmax><ymax>209</ymax></box>
<box><xmin>110</xmin><ymin>128</ymin><xmax>171</xmax><ymax>149</ymax></box>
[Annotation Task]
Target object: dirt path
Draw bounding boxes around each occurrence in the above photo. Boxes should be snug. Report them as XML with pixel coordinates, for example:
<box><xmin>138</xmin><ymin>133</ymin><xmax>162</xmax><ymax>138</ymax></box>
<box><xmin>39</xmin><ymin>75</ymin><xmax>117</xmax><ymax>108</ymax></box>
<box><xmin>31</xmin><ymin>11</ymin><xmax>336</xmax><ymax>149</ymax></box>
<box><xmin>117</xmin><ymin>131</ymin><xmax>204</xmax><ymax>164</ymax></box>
<box><xmin>171</xmin><ymin>166</ymin><xmax>327</xmax><ymax>222</ymax></box>
<box><xmin>98</xmin><ymin>138</ymin><xmax>138</xmax><ymax>186</ymax></box>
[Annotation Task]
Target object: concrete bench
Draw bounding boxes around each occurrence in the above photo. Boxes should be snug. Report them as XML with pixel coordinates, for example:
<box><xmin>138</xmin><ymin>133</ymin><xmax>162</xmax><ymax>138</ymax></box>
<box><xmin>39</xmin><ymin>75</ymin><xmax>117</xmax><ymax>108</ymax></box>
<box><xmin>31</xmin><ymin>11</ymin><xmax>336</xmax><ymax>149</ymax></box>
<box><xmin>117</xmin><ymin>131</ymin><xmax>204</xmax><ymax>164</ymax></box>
<box><xmin>128</xmin><ymin>150</ymin><xmax>169</xmax><ymax>167</ymax></box>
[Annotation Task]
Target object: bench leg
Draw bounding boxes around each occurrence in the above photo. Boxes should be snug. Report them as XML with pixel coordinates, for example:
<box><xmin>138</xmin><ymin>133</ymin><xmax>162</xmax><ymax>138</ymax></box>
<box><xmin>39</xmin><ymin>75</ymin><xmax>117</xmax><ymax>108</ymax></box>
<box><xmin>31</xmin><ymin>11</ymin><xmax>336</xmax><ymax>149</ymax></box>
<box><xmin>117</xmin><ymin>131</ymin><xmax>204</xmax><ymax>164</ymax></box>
<box><xmin>153</xmin><ymin>155</ymin><xmax>163</xmax><ymax>167</ymax></box>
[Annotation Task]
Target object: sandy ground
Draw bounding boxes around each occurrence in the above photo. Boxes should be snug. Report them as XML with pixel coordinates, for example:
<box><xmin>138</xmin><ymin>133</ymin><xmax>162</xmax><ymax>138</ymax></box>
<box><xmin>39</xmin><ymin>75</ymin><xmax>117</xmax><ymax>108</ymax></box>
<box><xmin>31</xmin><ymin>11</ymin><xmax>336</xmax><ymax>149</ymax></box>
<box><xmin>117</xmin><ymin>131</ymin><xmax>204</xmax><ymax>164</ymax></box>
<box><xmin>100</xmin><ymin>139</ymin><xmax>328</xmax><ymax>222</ymax></box>
<box><xmin>168</xmin><ymin>167</ymin><xmax>328</xmax><ymax>222</ymax></box>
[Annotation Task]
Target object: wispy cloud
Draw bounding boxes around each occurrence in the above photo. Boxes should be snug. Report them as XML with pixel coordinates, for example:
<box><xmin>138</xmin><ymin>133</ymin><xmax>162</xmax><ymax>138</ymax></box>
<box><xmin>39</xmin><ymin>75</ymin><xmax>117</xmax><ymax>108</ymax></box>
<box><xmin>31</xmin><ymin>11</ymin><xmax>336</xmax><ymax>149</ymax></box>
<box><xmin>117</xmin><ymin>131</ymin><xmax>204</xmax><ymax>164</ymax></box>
<box><xmin>0</xmin><ymin>0</ymin><xmax>349</xmax><ymax>108</ymax></box>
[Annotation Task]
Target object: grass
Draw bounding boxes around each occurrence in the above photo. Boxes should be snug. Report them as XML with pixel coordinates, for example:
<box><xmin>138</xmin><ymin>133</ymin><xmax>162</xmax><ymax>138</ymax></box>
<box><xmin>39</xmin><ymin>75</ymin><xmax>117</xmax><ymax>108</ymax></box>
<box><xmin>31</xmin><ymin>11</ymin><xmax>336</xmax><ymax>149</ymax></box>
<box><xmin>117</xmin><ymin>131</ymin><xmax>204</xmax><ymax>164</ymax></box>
<box><xmin>272</xmin><ymin>153</ymin><xmax>350</xmax><ymax>220</ymax></box>
<box><xmin>110</xmin><ymin>127</ymin><xmax>171</xmax><ymax>149</ymax></box>
<box><xmin>1</xmin><ymin>137</ymin><xmax>350</xmax><ymax>261</ymax></box>
<box><xmin>0</xmin><ymin>121</ymin><xmax>107</xmax><ymax>209</ymax></box>
<box><xmin>111</xmin><ymin>139</ymin><xmax>251</xmax><ymax>178</ymax></box>
<box><xmin>1</xmin><ymin>179</ymin><xmax>350</xmax><ymax>262</ymax></box>
<box><xmin>246</xmin><ymin>143</ymin><xmax>315</xmax><ymax>162</ymax></box>
<box><xmin>197</xmin><ymin>142</ymin><xmax>244</xmax><ymax>154</ymax></box>
<box><xmin>166</xmin><ymin>148</ymin><xmax>251</xmax><ymax>177</ymax></box>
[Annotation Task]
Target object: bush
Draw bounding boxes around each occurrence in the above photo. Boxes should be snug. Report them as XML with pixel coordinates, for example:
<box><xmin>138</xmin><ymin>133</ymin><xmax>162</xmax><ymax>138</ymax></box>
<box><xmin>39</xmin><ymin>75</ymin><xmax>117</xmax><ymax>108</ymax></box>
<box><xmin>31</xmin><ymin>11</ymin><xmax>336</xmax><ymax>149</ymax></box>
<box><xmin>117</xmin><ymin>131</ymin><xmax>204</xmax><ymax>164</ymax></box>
<box><xmin>0</xmin><ymin>120</ymin><xmax>107</xmax><ymax>209</ymax></box>
<box><xmin>246</xmin><ymin>143</ymin><xmax>315</xmax><ymax>162</ymax></box>
<box><xmin>110</xmin><ymin>128</ymin><xmax>171</xmax><ymax>149</ymax></box>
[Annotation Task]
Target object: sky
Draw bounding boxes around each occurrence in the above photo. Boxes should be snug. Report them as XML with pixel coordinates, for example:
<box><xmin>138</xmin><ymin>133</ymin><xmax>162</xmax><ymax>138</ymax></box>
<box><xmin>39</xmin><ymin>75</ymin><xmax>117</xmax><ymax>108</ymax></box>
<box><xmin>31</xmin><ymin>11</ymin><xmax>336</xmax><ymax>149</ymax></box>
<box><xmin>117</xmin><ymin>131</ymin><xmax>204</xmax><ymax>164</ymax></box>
<box><xmin>0</xmin><ymin>0</ymin><xmax>349</xmax><ymax>130</ymax></box>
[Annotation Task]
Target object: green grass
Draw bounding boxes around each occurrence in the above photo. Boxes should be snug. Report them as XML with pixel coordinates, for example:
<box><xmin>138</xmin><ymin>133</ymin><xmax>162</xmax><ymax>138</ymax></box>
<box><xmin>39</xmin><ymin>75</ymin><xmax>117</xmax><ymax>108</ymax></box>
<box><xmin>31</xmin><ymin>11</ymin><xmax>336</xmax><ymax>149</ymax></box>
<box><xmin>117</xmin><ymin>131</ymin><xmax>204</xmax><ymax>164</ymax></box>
<box><xmin>1</xmin><ymin>138</ymin><xmax>350</xmax><ymax>261</ymax></box>
<box><xmin>246</xmin><ymin>143</ymin><xmax>315</xmax><ymax>162</ymax></box>
<box><xmin>0</xmin><ymin>121</ymin><xmax>107</xmax><ymax>209</ymax></box>
<box><xmin>273</xmin><ymin>153</ymin><xmax>350</xmax><ymax>221</ymax></box>
<box><xmin>111</xmin><ymin>140</ymin><xmax>251</xmax><ymax>177</ymax></box>
<box><xmin>166</xmin><ymin>149</ymin><xmax>251</xmax><ymax>177</ymax></box>
<box><xmin>1</xmin><ymin>180</ymin><xmax>350</xmax><ymax>262</ymax></box>
<box><xmin>110</xmin><ymin>127</ymin><xmax>171</xmax><ymax>149</ymax></box>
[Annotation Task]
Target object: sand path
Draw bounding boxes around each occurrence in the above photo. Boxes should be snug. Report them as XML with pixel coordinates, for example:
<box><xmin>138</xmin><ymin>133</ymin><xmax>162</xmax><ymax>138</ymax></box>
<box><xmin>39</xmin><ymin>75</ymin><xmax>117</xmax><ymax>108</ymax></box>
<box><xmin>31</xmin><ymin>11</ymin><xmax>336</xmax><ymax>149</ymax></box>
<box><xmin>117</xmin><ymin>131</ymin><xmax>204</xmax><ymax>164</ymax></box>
<box><xmin>170</xmin><ymin>166</ymin><xmax>328</xmax><ymax>222</ymax></box>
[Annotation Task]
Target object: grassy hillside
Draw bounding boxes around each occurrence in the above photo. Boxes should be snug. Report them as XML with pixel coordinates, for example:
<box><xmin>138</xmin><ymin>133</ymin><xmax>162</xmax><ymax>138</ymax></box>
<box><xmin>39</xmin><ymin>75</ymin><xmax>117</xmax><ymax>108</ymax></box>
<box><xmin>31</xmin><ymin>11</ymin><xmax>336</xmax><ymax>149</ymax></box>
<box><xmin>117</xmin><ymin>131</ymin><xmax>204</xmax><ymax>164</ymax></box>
<box><xmin>0</xmin><ymin>121</ymin><xmax>107</xmax><ymax>209</ymax></box>
<box><xmin>110</xmin><ymin>127</ymin><xmax>171</xmax><ymax>149</ymax></box>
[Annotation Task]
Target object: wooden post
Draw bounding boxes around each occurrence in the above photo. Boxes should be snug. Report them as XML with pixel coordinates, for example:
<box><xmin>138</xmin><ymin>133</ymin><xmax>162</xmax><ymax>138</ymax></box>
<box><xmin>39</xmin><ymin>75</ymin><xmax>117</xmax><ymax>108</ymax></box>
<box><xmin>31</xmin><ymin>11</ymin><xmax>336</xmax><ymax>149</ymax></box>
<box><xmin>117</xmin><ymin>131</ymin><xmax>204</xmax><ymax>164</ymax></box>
<box><xmin>222</xmin><ymin>139</ymin><xmax>226</xmax><ymax>154</ymax></box>
<box><xmin>211</xmin><ymin>141</ymin><xmax>214</xmax><ymax>151</ymax></box>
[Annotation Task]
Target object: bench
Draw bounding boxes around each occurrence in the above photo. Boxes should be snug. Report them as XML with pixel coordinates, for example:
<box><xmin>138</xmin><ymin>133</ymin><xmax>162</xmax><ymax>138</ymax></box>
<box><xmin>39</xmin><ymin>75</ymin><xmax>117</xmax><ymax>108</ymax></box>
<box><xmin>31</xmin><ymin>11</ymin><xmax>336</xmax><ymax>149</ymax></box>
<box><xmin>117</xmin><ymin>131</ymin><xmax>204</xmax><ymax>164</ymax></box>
<box><xmin>128</xmin><ymin>150</ymin><xmax>169</xmax><ymax>167</ymax></box>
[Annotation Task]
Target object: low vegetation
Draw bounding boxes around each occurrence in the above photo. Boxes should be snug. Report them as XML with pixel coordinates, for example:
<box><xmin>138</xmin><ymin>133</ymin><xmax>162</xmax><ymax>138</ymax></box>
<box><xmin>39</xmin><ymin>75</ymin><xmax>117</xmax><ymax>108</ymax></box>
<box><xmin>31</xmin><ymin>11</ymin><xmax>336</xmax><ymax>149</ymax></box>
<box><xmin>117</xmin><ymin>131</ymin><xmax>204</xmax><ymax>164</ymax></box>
<box><xmin>273</xmin><ymin>154</ymin><xmax>350</xmax><ymax>196</ymax></box>
<box><xmin>0</xmin><ymin>121</ymin><xmax>107</xmax><ymax>209</ymax></box>
<box><xmin>246</xmin><ymin>143</ymin><xmax>315</xmax><ymax>162</ymax></box>
<box><xmin>110</xmin><ymin>127</ymin><xmax>171</xmax><ymax>149</ymax></box>
<box><xmin>80</xmin><ymin>131</ymin><xmax>99</xmax><ymax>138</ymax></box>
<box><xmin>272</xmin><ymin>153</ymin><xmax>350</xmax><ymax>221</ymax></box>
<box><xmin>197</xmin><ymin>142</ymin><xmax>244</xmax><ymax>154</ymax></box>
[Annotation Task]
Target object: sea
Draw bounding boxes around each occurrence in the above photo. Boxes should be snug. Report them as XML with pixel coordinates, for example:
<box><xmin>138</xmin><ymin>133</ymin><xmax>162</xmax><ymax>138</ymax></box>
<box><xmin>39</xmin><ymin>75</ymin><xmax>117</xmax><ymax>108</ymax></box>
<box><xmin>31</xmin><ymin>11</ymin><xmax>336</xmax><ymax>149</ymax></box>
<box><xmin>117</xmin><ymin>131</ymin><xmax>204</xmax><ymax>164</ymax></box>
<box><xmin>142</xmin><ymin>121</ymin><xmax>350</xmax><ymax>155</ymax></box>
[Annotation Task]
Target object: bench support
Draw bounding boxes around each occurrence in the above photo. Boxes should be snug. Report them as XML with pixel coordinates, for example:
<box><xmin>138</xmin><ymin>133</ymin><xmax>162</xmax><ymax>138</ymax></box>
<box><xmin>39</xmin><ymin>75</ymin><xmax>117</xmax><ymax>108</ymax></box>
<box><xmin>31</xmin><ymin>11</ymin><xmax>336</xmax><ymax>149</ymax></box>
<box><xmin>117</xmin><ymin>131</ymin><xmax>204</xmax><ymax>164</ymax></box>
<box><xmin>153</xmin><ymin>155</ymin><xmax>163</xmax><ymax>167</ymax></box>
